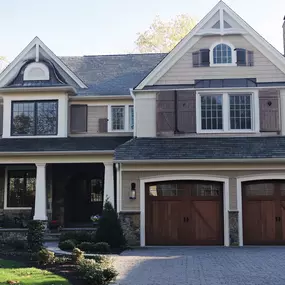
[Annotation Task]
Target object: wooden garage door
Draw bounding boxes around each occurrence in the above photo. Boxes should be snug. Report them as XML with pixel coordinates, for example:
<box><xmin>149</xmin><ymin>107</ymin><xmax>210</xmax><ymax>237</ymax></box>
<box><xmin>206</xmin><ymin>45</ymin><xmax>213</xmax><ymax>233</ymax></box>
<box><xmin>145</xmin><ymin>181</ymin><xmax>224</xmax><ymax>245</ymax></box>
<box><xmin>243</xmin><ymin>180</ymin><xmax>285</xmax><ymax>245</ymax></box>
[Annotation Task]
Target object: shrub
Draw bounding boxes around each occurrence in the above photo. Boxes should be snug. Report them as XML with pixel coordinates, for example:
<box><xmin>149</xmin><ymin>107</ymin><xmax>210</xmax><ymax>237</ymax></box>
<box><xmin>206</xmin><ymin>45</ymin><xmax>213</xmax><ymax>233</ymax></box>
<box><xmin>54</xmin><ymin>256</ymin><xmax>71</xmax><ymax>264</ymax></box>
<box><xmin>93</xmin><ymin>242</ymin><xmax>111</xmax><ymax>254</ymax></box>
<box><xmin>95</xmin><ymin>201</ymin><xmax>126</xmax><ymax>248</ymax></box>
<box><xmin>27</xmin><ymin>220</ymin><xmax>45</xmax><ymax>252</ymax></box>
<box><xmin>78</xmin><ymin>242</ymin><xmax>96</xmax><ymax>252</ymax></box>
<box><xmin>77</xmin><ymin>258</ymin><xmax>118</xmax><ymax>285</ymax></box>
<box><xmin>37</xmin><ymin>248</ymin><xmax>55</xmax><ymax>265</ymax></box>
<box><xmin>58</xmin><ymin>239</ymin><xmax>76</xmax><ymax>251</ymax></box>
<box><xmin>5</xmin><ymin>239</ymin><xmax>27</xmax><ymax>250</ymax></box>
<box><xmin>72</xmin><ymin>247</ymin><xmax>84</xmax><ymax>264</ymax></box>
<box><xmin>59</xmin><ymin>231</ymin><xmax>94</xmax><ymax>243</ymax></box>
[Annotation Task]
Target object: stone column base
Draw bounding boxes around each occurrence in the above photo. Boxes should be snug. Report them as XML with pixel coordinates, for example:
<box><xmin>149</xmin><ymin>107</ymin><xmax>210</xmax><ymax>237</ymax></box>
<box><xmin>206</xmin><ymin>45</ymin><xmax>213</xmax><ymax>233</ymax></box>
<box><xmin>119</xmin><ymin>212</ymin><xmax>140</xmax><ymax>246</ymax></box>
<box><xmin>229</xmin><ymin>211</ymin><xmax>239</xmax><ymax>245</ymax></box>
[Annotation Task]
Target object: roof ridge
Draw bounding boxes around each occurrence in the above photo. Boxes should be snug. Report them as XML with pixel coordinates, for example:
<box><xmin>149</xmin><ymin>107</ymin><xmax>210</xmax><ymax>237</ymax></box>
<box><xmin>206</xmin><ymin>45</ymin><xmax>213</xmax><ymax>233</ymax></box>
<box><xmin>59</xmin><ymin>53</ymin><xmax>167</xmax><ymax>58</ymax></box>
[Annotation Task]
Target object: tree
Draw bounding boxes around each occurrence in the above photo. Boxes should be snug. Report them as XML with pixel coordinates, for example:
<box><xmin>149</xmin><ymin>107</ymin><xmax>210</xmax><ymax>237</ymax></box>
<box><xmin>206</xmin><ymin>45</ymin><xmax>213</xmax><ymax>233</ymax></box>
<box><xmin>135</xmin><ymin>14</ymin><xmax>196</xmax><ymax>53</ymax></box>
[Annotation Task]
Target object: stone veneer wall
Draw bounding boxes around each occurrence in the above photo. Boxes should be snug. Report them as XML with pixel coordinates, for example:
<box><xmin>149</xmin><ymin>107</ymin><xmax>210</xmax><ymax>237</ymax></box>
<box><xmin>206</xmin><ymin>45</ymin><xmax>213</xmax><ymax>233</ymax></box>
<box><xmin>229</xmin><ymin>211</ymin><xmax>239</xmax><ymax>245</ymax></box>
<box><xmin>119</xmin><ymin>212</ymin><xmax>140</xmax><ymax>246</ymax></box>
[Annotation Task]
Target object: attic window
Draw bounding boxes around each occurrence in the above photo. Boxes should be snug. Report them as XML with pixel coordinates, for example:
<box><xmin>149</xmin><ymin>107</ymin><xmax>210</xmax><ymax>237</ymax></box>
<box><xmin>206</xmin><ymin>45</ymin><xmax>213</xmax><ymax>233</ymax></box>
<box><xmin>23</xmin><ymin>62</ymin><xmax>50</xmax><ymax>81</ymax></box>
<box><xmin>210</xmin><ymin>42</ymin><xmax>236</xmax><ymax>66</ymax></box>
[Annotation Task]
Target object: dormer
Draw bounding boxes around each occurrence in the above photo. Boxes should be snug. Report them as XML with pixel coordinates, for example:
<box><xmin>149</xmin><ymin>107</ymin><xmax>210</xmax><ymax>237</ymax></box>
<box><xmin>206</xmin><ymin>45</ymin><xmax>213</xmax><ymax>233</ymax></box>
<box><xmin>23</xmin><ymin>62</ymin><xmax>50</xmax><ymax>81</ymax></box>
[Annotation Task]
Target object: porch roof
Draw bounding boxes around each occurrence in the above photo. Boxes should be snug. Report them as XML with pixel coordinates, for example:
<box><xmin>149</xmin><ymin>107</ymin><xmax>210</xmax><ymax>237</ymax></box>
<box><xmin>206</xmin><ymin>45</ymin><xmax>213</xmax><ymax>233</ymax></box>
<box><xmin>0</xmin><ymin>136</ymin><xmax>132</xmax><ymax>153</ymax></box>
<box><xmin>114</xmin><ymin>136</ymin><xmax>285</xmax><ymax>162</ymax></box>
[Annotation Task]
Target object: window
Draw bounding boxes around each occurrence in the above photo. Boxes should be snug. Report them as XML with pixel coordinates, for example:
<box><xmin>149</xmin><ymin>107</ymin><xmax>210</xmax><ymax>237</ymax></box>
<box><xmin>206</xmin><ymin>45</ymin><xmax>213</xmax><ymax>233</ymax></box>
<box><xmin>109</xmin><ymin>105</ymin><xmax>134</xmax><ymax>131</ymax></box>
<box><xmin>197</xmin><ymin>92</ymin><xmax>257</xmax><ymax>133</ymax></box>
<box><xmin>213</xmin><ymin>44</ymin><xmax>232</xmax><ymax>64</ymax></box>
<box><xmin>11</xmin><ymin>100</ymin><xmax>58</xmax><ymax>136</ymax></box>
<box><xmin>90</xmin><ymin>179</ymin><xmax>103</xmax><ymax>202</ymax></box>
<box><xmin>7</xmin><ymin>169</ymin><xmax>36</xmax><ymax>208</ymax></box>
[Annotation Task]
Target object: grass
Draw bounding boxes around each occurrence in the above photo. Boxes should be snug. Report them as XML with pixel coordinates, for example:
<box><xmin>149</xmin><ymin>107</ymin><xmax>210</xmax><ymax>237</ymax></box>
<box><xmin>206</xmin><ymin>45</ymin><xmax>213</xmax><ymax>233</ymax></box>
<box><xmin>0</xmin><ymin>259</ymin><xmax>71</xmax><ymax>285</ymax></box>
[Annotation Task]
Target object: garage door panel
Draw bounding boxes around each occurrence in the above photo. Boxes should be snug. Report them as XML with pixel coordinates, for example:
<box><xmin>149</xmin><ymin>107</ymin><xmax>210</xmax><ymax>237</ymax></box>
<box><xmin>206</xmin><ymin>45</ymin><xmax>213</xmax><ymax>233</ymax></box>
<box><xmin>191</xmin><ymin>201</ymin><xmax>223</xmax><ymax>244</ymax></box>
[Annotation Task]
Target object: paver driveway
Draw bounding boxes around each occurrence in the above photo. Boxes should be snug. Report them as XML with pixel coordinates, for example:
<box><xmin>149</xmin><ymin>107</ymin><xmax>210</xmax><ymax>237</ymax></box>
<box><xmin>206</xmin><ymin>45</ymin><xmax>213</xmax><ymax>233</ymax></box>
<box><xmin>113</xmin><ymin>247</ymin><xmax>285</xmax><ymax>285</ymax></box>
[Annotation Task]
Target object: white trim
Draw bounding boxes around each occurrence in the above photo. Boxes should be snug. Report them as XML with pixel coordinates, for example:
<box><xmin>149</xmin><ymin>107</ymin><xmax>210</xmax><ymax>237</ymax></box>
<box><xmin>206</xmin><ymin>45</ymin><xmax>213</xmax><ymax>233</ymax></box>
<box><xmin>35</xmin><ymin>44</ymin><xmax>39</xmax><ymax>62</ymax></box>
<box><xmin>196</xmin><ymin>90</ymin><xmax>259</xmax><ymax>134</ymax></box>
<box><xmin>220</xmin><ymin>7</ymin><xmax>224</xmax><ymax>34</ymax></box>
<box><xmin>23</xmin><ymin>62</ymin><xmax>50</xmax><ymax>81</ymax></box>
<box><xmin>209</xmin><ymin>41</ymin><xmax>237</xmax><ymax>67</ymax></box>
<box><xmin>116</xmin><ymin>163</ymin><xmax>121</xmax><ymax>213</ymax></box>
<box><xmin>139</xmin><ymin>174</ymin><xmax>230</xmax><ymax>247</ymax></box>
<box><xmin>236</xmin><ymin>174</ymin><xmax>285</xmax><ymax>246</ymax></box>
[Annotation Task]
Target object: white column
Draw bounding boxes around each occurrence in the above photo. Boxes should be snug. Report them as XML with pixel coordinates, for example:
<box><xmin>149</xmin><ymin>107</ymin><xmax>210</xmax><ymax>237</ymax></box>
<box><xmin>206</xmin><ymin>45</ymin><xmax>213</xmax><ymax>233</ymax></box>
<box><xmin>103</xmin><ymin>162</ymin><xmax>115</xmax><ymax>207</ymax></box>
<box><xmin>34</xmin><ymin>163</ymin><xmax>47</xmax><ymax>220</ymax></box>
<box><xmin>280</xmin><ymin>89</ymin><xmax>285</xmax><ymax>135</ymax></box>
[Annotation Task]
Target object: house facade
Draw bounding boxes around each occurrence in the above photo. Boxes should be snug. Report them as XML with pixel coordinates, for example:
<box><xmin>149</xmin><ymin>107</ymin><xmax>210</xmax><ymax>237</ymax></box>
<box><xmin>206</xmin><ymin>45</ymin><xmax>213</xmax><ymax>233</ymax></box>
<box><xmin>1</xmin><ymin>1</ymin><xmax>285</xmax><ymax>246</ymax></box>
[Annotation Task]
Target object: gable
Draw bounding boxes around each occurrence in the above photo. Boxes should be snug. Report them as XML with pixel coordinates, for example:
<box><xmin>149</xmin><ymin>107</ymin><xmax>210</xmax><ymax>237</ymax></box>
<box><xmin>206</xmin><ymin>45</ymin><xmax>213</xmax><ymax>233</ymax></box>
<box><xmin>155</xmin><ymin>35</ymin><xmax>285</xmax><ymax>85</ymax></box>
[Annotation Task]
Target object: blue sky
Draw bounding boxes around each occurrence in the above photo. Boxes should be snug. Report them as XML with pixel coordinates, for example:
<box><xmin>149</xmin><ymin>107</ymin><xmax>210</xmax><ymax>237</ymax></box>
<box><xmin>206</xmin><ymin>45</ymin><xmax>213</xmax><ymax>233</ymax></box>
<box><xmin>1</xmin><ymin>0</ymin><xmax>285</xmax><ymax>61</ymax></box>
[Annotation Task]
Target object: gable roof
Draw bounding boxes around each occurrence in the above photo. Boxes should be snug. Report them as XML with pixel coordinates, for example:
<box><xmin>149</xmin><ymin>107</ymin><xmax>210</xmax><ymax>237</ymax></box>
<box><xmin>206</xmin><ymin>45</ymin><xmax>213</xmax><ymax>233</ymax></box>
<box><xmin>135</xmin><ymin>1</ymin><xmax>285</xmax><ymax>90</ymax></box>
<box><xmin>60</xmin><ymin>53</ymin><xmax>166</xmax><ymax>95</ymax></box>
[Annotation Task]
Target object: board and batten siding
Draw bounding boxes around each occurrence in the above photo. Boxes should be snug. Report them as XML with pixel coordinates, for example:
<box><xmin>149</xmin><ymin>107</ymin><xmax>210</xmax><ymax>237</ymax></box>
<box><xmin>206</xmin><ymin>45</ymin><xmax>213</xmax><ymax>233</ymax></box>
<box><xmin>156</xmin><ymin>35</ymin><xmax>285</xmax><ymax>85</ymax></box>
<box><xmin>120</xmin><ymin>169</ymin><xmax>285</xmax><ymax>212</ymax></box>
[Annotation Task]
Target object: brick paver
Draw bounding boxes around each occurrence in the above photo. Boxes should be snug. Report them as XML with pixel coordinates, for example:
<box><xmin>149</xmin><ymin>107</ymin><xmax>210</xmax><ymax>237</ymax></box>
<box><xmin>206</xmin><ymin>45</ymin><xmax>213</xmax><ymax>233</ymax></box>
<box><xmin>113</xmin><ymin>247</ymin><xmax>285</xmax><ymax>285</ymax></box>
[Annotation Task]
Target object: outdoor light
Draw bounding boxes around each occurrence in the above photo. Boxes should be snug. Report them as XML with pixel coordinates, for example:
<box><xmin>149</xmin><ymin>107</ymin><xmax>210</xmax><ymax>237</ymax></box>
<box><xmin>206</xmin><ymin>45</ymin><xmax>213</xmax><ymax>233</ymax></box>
<box><xmin>129</xmin><ymin>182</ymin><xmax>136</xmax><ymax>199</ymax></box>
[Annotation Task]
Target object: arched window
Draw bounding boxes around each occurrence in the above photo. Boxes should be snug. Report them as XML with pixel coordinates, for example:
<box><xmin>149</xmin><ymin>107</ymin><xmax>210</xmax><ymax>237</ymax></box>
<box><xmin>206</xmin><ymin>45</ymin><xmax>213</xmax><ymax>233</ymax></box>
<box><xmin>213</xmin><ymin>43</ymin><xmax>232</xmax><ymax>64</ymax></box>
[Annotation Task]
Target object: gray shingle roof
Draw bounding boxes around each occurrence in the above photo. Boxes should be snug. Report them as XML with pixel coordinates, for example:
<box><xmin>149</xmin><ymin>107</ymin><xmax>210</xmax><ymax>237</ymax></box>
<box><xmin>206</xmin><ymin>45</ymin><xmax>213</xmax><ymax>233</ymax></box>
<box><xmin>114</xmin><ymin>136</ymin><xmax>285</xmax><ymax>161</ymax></box>
<box><xmin>60</xmin><ymin>53</ymin><xmax>166</xmax><ymax>95</ymax></box>
<box><xmin>0</xmin><ymin>136</ymin><xmax>132</xmax><ymax>152</ymax></box>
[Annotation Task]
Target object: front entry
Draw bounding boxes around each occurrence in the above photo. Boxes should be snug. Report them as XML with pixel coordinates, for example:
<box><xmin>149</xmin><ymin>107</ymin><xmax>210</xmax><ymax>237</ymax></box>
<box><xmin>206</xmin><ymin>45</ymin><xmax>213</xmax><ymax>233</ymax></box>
<box><xmin>243</xmin><ymin>180</ymin><xmax>285</xmax><ymax>245</ymax></box>
<box><xmin>145</xmin><ymin>180</ymin><xmax>224</xmax><ymax>245</ymax></box>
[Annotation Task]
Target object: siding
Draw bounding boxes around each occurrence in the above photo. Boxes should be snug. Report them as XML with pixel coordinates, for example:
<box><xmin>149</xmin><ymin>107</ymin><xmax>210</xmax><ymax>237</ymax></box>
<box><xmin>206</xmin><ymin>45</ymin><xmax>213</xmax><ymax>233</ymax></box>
<box><xmin>87</xmin><ymin>106</ymin><xmax>108</xmax><ymax>134</ymax></box>
<box><xmin>121</xmin><ymin>169</ymin><xmax>285</xmax><ymax>211</ymax></box>
<box><xmin>156</xmin><ymin>35</ymin><xmax>285</xmax><ymax>85</ymax></box>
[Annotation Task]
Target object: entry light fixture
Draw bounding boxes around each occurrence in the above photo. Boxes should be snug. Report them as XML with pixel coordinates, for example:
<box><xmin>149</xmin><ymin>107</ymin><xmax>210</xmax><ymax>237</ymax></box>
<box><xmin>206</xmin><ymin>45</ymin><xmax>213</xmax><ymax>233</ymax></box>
<box><xmin>129</xmin><ymin>183</ymin><xmax>136</xmax><ymax>200</ymax></box>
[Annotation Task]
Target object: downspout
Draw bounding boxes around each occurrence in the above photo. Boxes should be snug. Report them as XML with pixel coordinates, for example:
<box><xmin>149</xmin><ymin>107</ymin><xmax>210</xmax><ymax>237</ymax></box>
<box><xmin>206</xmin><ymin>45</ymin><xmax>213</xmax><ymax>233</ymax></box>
<box><xmin>174</xmin><ymin>90</ymin><xmax>178</xmax><ymax>133</ymax></box>
<box><xmin>130</xmin><ymin>88</ymin><xmax>136</xmax><ymax>137</ymax></box>
<box><xmin>115</xmin><ymin>163</ymin><xmax>121</xmax><ymax>213</ymax></box>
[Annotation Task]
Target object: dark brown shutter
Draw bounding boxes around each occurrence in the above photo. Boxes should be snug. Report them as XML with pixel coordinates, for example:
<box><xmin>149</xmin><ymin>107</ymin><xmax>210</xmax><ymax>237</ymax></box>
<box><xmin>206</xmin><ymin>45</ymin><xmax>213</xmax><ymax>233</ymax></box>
<box><xmin>200</xmin><ymin>49</ymin><xmax>210</xmax><ymax>66</ymax></box>
<box><xmin>70</xmin><ymin>105</ymin><xmax>87</xmax><ymax>133</ymax></box>
<box><xmin>247</xmin><ymin>51</ymin><xmax>254</xmax><ymax>66</ymax></box>
<box><xmin>192</xmin><ymin>51</ymin><xmax>200</xmax><ymax>67</ymax></box>
<box><xmin>156</xmin><ymin>91</ymin><xmax>175</xmax><ymax>133</ymax></box>
<box><xmin>99</xmin><ymin>118</ymin><xmax>108</xmax><ymax>133</ymax></box>
<box><xmin>236</xmin><ymin>48</ymin><xmax>246</xmax><ymax>66</ymax></box>
<box><xmin>0</xmin><ymin>105</ymin><xmax>3</xmax><ymax>136</ymax></box>
<box><xmin>259</xmin><ymin>89</ymin><xmax>280</xmax><ymax>132</ymax></box>
<box><xmin>177</xmin><ymin>91</ymin><xmax>196</xmax><ymax>133</ymax></box>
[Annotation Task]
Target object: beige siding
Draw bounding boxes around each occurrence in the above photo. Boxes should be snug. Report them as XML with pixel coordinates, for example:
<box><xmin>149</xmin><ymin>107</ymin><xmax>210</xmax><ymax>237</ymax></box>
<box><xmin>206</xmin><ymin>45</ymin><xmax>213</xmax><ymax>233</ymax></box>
<box><xmin>156</xmin><ymin>35</ymin><xmax>285</xmax><ymax>85</ymax></box>
<box><xmin>87</xmin><ymin>106</ymin><xmax>108</xmax><ymax>134</ymax></box>
<box><xmin>121</xmin><ymin>168</ymin><xmax>285</xmax><ymax>211</ymax></box>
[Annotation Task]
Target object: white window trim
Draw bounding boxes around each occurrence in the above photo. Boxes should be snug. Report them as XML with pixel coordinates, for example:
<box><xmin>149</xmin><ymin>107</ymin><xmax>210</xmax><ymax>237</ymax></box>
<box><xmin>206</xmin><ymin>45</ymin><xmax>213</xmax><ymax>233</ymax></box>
<box><xmin>210</xmin><ymin>41</ymin><xmax>237</xmax><ymax>67</ymax></box>
<box><xmin>4</xmin><ymin>166</ymin><xmax>36</xmax><ymax>210</ymax></box>
<box><xmin>196</xmin><ymin>90</ymin><xmax>259</xmax><ymax>134</ymax></box>
<box><xmin>23</xmin><ymin>62</ymin><xmax>50</xmax><ymax>81</ymax></box>
<box><xmin>107</xmin><ymin>104</ymin><xmax>134</xmax><ymax>132</ymax></box>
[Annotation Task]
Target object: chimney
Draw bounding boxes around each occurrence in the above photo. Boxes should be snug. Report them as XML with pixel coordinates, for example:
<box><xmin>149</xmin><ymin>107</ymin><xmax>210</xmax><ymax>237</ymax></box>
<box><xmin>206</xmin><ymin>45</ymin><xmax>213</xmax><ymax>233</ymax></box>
<box><xmin>283</xmin><ymin>16</ymin><xmax>285</xmax><ymax>55</ymax></box>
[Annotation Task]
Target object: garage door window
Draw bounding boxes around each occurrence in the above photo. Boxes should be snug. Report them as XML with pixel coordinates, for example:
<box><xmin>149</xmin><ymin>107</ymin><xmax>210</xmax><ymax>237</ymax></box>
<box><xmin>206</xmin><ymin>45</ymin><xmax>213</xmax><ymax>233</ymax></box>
<box><xmin>149</xmin><ymin>184</ymin><xmax>184</xmax><ymax>196</ymax></box>
<box><xmin>244</xmin><ymin>182</ymin><xmax>274</xmax><ymax>196</ymax></box>
<box><xmin>193</xmin><ymin>183</ymin><xmax>221</xmax><ymax>196</ymax></box>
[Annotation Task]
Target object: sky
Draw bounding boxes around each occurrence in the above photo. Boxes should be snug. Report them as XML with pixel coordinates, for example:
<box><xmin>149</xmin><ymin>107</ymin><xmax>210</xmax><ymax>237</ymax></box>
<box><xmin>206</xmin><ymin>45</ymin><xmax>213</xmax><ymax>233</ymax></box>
<box><xmin>0</xmin><ymin>0</ymin><xmax>285</xmax><ymax>62</ymax></box>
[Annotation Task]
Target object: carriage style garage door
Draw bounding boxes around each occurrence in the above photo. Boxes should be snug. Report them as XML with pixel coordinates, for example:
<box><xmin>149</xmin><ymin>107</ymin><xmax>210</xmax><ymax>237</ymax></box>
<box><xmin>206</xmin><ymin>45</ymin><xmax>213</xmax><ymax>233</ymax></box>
<box><xmin>243</xmin><ymin>180</ymin><xmax>285</xmax><ymax>245</ymax></box>
<box><xmin>145</xmin><ymin>181</ymin><xmax>224</xmax><ymax>245</ymax></box>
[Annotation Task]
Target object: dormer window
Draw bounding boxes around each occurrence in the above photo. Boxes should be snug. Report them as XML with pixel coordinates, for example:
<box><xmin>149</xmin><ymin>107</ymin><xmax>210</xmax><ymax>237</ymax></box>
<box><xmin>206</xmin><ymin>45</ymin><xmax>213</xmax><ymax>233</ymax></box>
<box><xmin>210</xmin><ymin>42</ymin><xmax>236</xmax><ymax>66</ymax></box>
<box><xmin>23</xmin><ymin>62</ymin><xmax>50</xmax><ymax>81</ymax></box>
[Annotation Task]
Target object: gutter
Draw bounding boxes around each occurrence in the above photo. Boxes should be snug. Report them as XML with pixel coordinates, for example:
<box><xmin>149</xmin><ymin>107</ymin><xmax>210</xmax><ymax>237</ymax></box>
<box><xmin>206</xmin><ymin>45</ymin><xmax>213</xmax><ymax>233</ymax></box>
<box><xmin>70</xmin><ymin>95</ymin><xmax>132</xmax><ymax>101</ymax></box>
<box><xmin>114</xmin><ymin>158</ymin><xmax>285</xmax><ymax>164</ymax></box>
<box><xmin>0</xmin><ymin>86</ymin><xmax>77</xmax><ymax>93</ymax></box>
<box><xmin>0</xmin><ymin>150</ymin><xmax>114</xmax><ymax>156</ymax></box>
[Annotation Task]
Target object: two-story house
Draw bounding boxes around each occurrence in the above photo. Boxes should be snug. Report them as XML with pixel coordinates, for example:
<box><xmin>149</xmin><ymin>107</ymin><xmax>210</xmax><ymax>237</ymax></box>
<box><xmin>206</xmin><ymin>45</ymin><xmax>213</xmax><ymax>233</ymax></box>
<box><xmin>1</xmin><ymin>1</ymin><xmax>285</xmax><ymax>247</ymax></box>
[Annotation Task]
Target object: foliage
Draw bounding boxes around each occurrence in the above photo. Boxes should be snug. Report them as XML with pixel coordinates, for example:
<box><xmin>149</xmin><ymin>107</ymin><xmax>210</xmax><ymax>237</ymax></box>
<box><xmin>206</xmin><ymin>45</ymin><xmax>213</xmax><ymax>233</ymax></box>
<box><xmin>77</xmin><ymin>258</ymin><xmax>118</xmax><ymax>285</ymax></box>
<box><xmin>95</xmin><ymin>201</ymin><xmax>126</xmax><ymax>248</ymax></box>
<box><xmin>5</xmin><ymin>239</ymin><xmax>27</xmax><ymax>250</ymax></box>
<box><xmin>135</xmin><ymin>14</ymin><xmax>196</xmax><ymax>53</ymax></box>
<box><xmin>60</xmin><ymin>231</ymin><xmax>94</xmax><ymax>243</ymax></box>
<box><xmin>58</xmin><ymin>239</ymin><xmax>76</xmax><ymax>251</ymax></box>
<box><xmin>27</xmin><ymin>220</ymin><xmax>45</xmax><ymax>252</ymax></box>
<box><xmin>93</xmin><ymin>242</ymin><xmax>111</xmax><ymax>254</ymax></box>
<box><xmin>54</xmin><ymin>256</ymin><xmax>71</xmax><ymax>265</ymax></box>
<box><xmin>37</xmin><ymin>248</ymin><xmax>55</xmax><ymax>265</ymax></box>
<box><xmin>0</xmin><ymin>259</ymin><xmax>70</xmax><ymax>284</ymax></box>
<box><xmin>78</xmin><ymin>242</ymin><xmax>96</xmax><ymax>252</ymax></box>
<box><xmin>72</xmin><ymin>247</ymin><xmax>84</xmax><ymax>264</ymax></box>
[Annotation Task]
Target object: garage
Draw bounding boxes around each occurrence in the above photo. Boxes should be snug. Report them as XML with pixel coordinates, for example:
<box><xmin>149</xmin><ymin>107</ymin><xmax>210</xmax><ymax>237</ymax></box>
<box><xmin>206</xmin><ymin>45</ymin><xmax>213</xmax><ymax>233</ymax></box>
<box><xmin>145</xmin><ymin>180</ymin><xmax>224</xmax><ymax>245</ymax></box>
<box><xmin>242</xmin><ymin>180</ymin><xmax>285</xmax><ymax>245</ymax></box>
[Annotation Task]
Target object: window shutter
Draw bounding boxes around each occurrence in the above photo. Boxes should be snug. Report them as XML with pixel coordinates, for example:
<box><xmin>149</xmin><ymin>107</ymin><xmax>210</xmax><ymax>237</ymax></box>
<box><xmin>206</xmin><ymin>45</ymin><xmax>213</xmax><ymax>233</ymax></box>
<box><xmin>0</xmin><ymin>105</ymin><xmax>3</xmax><ymax>136</ymax></box>
<box><xmin>247</xmin><ymin>51</ymin><xmax>254</xmax><ymax>66</ymax></box>
<box><xmin>177</xmin><ymin>91</ymin><xmax>196</xmax><ymax>133</ymax></box>
<box><xmin>156</xmin><ymin>91</ymin><xmax>175</xmax><ymax>134</ymax></box>
<box><xmin>98</xmin><ymin>118</ymin><xmax>108</xmax><ymax>133</ymax></box>
<box><xmin>236</xmin><ymin>48</ymin><xmax>246</xmax><ymax>66</ymax></box>
<box><xmin>200</xmin><ymin>49</ymin><xmax>210</xmax><ymax>66</ymax></box>
<box><xmin>259</xmin><ymin>89</ymin><xmax>280</xmax><ymax>132</ymax></box>
<box><xmin>70</xmin><ymin>105</ymin><xmax>87</xmax><ymax>133</ymax></box>
<box><xmin>192</xmin><ymin>51</ymin><xmax>200</xmax><ymax>67</ymax></box>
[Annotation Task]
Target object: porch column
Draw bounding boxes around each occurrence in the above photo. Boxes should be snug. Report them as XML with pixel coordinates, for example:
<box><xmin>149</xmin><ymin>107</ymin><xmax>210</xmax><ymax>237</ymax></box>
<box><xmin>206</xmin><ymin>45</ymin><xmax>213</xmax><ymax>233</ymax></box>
<box><xmin>34</xmin><ymin>163</ymin><xmax>47</xmax><ymax>220</ymax></box>
<box><xmin>103</xmin><ymin>162</ymin><xmax>114</xmax><ymax>207</ymax></box>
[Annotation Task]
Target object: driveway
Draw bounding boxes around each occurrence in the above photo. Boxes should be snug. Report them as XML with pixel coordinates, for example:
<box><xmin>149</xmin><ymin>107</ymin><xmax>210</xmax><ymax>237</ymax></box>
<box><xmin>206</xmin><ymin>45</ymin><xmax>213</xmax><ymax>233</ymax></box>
<box><xmin>113</xmin><ymin>247</ymin><xmax>285</xmax><ymax>285</ymax></box>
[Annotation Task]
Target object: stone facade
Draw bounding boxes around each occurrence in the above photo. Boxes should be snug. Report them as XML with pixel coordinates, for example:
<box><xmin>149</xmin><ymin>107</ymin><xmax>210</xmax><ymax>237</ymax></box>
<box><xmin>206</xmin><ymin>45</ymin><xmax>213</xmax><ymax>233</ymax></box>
<box><xmin>119</xmin><ymin>212</ymin><xmax>140</xmax><ymax>246</ymax></box>
<box><xmin>229</xmin><ymin>211</ymin><xmax>239</xmax><ymax>245</ymax></box>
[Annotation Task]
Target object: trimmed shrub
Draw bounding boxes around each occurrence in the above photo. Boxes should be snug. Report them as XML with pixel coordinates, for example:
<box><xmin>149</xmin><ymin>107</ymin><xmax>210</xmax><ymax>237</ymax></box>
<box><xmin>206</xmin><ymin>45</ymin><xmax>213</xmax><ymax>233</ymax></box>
<box><xmin>72</xmin><ymin>247</ymin><xmax>84</xmax><ymax>264</ymax></box>
<box><xmin>5</xmin><ymin>239</ymin><xmax>27</xmax><ymax>250</ymax></box>
<box><xmin>78</xmin><ymin>242</ymin><xmax>96</xmax><ymax>252</ymax></box>
<box><xmin>37</xmin><ymin>248</ymin><xmax>55</xmax><ymax>265</ymax></box>
<box><xmin>93</xmin><ymin>242</ymin><xmax>111</xmax><ymax>254</ymax></box>
<box><xmin>59</xmin><ymin>231</ymin><xmax>94</xmax><ymax>243</ymax></box>
<box><xmin>77</xmin><ymin>258</ymin><xmax>118</xmax><ymax>285</ymax></box>
<box><xmin>95</xmin><ymin>201</ymin><xmax>126</xmax><ymax>248</ymax></box>
<box><xmin>54</xmin><ymin>256</ymin><xmax>71</xmax><ymax>265</ymax></box>
<box><xmin>58</xmin><ymin>239</ymin><xmax>76</xmax><ymax>251</ymax></box>
<box><xmin>27</xmin><ymin>220</ymin><xmax>45</xmax><ymax>252</ymax></box>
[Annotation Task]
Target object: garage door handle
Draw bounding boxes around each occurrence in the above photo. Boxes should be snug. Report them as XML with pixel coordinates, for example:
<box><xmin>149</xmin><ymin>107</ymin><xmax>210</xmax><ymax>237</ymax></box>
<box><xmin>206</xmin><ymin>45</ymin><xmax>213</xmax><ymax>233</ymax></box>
<box><xmin>276</xmin><ymin>217</ymin><xmax>281</xmax><ymax>222</ymax></box>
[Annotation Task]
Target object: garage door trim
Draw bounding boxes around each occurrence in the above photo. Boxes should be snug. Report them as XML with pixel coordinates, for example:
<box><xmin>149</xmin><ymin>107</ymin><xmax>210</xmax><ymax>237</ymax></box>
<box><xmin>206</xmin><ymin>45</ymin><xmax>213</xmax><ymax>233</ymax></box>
<box><xmin>140</xmin><ymin>174</ymin><xmax>230</xmax><ymax>247</ymax></box>
<box><xmin>237</xmin><ymin>174</ymin><xmax>285</xmax><ymax>247</ymax></box>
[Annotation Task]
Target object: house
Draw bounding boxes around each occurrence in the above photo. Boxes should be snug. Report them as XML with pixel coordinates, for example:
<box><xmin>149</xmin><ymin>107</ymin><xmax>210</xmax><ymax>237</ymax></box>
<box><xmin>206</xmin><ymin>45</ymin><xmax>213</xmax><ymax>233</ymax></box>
<box><xmin>1</xmin><ymin>1</ymin><xmax>285</xmax><ymax>247</ymax></box>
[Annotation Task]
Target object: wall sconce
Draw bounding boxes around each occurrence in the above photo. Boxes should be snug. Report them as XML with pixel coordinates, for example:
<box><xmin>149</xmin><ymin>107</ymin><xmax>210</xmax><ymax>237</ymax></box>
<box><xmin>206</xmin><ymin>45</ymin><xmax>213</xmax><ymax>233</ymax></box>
<box><xmin>129</xmin><ymin>183</ymin><xmax>136</xmax><ymax>200</ymax></box>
